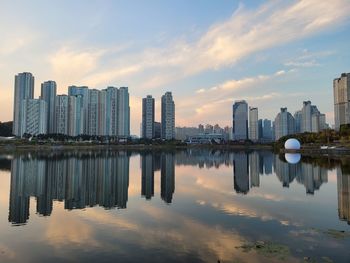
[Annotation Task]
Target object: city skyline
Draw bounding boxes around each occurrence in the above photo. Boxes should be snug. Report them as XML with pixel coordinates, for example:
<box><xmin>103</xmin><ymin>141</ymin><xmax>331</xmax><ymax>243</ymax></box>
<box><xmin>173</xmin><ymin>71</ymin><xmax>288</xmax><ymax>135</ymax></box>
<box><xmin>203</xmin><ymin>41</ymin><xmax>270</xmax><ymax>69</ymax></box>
<box><xmin>0</xmin><ymin>1</ymin><xmax>350</xmax><ymax>134</ymax></box>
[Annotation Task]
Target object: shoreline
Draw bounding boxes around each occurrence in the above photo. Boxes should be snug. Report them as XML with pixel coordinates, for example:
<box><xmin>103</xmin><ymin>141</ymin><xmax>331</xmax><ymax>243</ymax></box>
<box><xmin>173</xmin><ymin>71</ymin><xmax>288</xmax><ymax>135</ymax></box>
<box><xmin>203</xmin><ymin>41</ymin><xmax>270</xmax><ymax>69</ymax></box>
<box><xmin>1</xmin><ymin>143</ymin><xmax>350</xmax><ymax>156</ymax></box>
<box><xmin>0</xmin><ymin>143</ymin><xmax>274</xmax><ymax>153</ymax></box>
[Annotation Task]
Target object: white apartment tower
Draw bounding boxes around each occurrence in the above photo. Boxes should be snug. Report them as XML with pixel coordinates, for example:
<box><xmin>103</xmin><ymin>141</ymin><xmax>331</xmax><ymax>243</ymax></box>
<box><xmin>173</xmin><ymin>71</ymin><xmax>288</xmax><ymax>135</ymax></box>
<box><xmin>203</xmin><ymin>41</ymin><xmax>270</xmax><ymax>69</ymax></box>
<box><xmin>274</xmin><ymin>108</ymin><xmax>295</xmax><ymax>140</ymax></box>
<box><xmin>249</xmin><ymin>107</ymin><xmax>259</xmax><ymax>142</ymax></box>
<box><xmin>20</xmin><ymin>99</ymin><xmax>47</xmax><ymax>136</ymax></box>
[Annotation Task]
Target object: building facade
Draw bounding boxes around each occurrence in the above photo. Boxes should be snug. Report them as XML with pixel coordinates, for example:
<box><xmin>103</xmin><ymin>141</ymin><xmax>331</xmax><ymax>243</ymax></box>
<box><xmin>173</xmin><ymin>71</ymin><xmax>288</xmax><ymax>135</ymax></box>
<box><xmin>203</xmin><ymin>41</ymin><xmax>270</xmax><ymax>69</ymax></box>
<box><xmin>41</xmin><ymin>81</ymin><xmax>57</xmax><ymax>134</ymax></box>
<box><xmin>20</xmin><ymin>99</ymin><xmax>47</xmax><ymax>136</ymax></box>
<box><xmin>55</xmin><ymin>95</ymin><xmax>69</xmax><ymax>135</ymax></box>
<box><xmin>118</xmin><ymin>87</ymin><xmax>130</xmax><ymax>137</ymax></box>
<box><xmin>249</xmin><ymin>107</ymin><xmax>259</xmax><ymax>142</ymax></box>
<box><xmin>142</xmin><ymin>95</ymin><xmax>155</xmax><ymax>139</ymax></box>
<box><xmin>13</xmin><ymin>72</ymin><xmax>34</xmax><ymax>136</ymax></box>
<box><xmin>334</xmin><ymin>73</ymin><xmax>350</xmax><ymax>131</ymax></box>
<box><xmin>274</xmin><ymin>108</ymin><xmax>295</xmax><ymax>140</ymax></box>
<box><xmin>161</xmin><ymin>92</ymin><xmax>175</xmax><ymax>140</ymax></box>
<box><xmin>232</xmin><ymin>100</ymin><xmax>248</xmax><ymax>141</ymax></box>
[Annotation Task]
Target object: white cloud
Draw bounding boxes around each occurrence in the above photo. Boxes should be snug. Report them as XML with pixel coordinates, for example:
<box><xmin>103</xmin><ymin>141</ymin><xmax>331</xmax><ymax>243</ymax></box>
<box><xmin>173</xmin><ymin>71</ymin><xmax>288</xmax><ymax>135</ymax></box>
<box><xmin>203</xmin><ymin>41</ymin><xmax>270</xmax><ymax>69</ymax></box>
<box><xmin>61</xmin><ymin>0</ymin><xmax>350</xmax><ymax>89</ymax></box>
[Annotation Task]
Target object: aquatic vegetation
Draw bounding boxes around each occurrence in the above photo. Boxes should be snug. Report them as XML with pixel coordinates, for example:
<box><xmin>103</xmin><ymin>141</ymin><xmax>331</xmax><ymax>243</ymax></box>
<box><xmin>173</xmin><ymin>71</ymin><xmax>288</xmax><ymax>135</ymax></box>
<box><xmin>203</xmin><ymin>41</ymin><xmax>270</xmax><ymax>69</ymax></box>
<box><xmin>236</xmin><ymin>241</ymin><xmax>290</xmax><ymax>260</ymax></box>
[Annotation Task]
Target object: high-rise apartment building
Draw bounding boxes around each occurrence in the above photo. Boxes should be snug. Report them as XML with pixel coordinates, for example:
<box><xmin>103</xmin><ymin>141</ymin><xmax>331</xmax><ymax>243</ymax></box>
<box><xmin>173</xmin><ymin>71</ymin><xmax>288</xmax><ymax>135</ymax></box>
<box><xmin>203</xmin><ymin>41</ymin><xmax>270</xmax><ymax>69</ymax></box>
<box><xmin>41</xmin><ymin>81</ymin><xmax>57</xmax><ymax>134</ymax></box>
<box><xmin>249</xmin><ymin>107</ymin><xmax>259</xmax><ymax>142</ymax></box>
<box><xmin>67</xmin><ymin>96</ymin><xmax>78</xmax><ymax>137</ymax></box>
<box><xmin>262</xmin><ymin>119</ymin><xmax>272</xmax><ymax>140</ymax></box>
<box><xmin>154</xmin><ymin>122</ymin><xmax>161</xmax><ymax>139</ymax></box>
<box><xmin>20</xmin><ymin>99</ymin><xmax>47</xmax><ymax>136</ymax></box>
<box><xmin>68</xmin><ymin>86</ymin><xmax>89</xmax><ymax>134</ymax></box>
<box><xmin>105</xmin><ymin>87</ymin><xmax>118</xmax><ymax>136</ymax></box>
<box><xmin>232</xmin><ymin>100</ymin><xmax>248</xmax><ymax>140</ymax></box>
<box><xmin>118</xmin><ymin>87</ymin><xmax>130</xmax><ymax>137</ymax></box>
<box><xmin>274</xmin><ymin>108</ymin><xmax>295</xmax><ymax>140</ymax></box>
<box><xmin>334</xmin><ymin>73</ymin><xmax>350</xmax><ymax>131</ymax></box>
<box><xmin>142</xmin><ymin>95</ymin><xmax>155</xmax><ymax>139</ymax></box>
<box><xmin>161</xmin><ymin>92</ymin><xmax>175</xmax><ymax>140</ymax></box>
<box><xmin>294</xmin><ymin>110</ymin><xmax>302</xmax><ymax>133</ymax></box>
<box><xmin>55</xmin><ymin>95</ymin><xmax>69</xmax><ymax>135</ymax></box>
<box><xmin>301</xmin><ymin>101</ymin><xmax>312</xmax><ymax>132</ymax></box>
<box><xmin>13</xmin><ymin>72</ymin><xmax>34</xmax><ymax>136</ymax></box>
<box><xmin>88</xmin><ymin>89</ymin><xmax>99</xmax><ymax>136</ymax></box>
<box><xmin>299</xmin><ymin>101</ymin><xmax>323</xmax><ymax>133</ymax></box>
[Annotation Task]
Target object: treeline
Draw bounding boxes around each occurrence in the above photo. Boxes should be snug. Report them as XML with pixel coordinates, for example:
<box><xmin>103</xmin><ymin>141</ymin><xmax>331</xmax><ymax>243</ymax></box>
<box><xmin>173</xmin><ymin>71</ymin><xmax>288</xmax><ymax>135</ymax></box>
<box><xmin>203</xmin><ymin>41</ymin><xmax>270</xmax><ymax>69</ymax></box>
<box><xmin>0</xmin><ymin>121</ymin><xmax>13</xmax><ymax>137</ymax></box>
<box><xmin>275</xmin><ymin>124</ymin><xmax>350</xmax><ymax>148</ymax></box>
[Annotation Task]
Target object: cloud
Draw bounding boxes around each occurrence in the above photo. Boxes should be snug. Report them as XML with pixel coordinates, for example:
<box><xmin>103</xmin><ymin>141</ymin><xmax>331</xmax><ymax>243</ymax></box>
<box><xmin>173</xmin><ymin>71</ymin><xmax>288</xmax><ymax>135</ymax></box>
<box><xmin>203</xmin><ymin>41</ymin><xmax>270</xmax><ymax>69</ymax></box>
<box><xmin>194</xmin><ymin>69</ymin><xmax>290</xmax><ymax>95</ymax></box>
<box><xmin>60</xmin><ymin>0</ymin><xmax>350</xmax><ymax>89</ymax></box>
<box><xmin>284</xmin><ymin>49</ymin><xmax>335</xmax><ymax>68</ymax></box>
<box><xmin>48</xmin><ymin>47</ymin><xmax>106</xmax><ymax>91</ymax></box>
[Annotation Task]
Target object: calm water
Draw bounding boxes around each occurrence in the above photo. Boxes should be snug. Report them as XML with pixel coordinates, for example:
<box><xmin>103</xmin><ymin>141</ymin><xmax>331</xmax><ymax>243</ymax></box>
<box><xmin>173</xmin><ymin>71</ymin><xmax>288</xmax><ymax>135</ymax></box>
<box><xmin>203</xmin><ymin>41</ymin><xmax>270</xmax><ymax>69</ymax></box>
<box><xmin>0</xmin><ymin>149</ymin><xmax>349</xmax><ymax>262</ymax></box>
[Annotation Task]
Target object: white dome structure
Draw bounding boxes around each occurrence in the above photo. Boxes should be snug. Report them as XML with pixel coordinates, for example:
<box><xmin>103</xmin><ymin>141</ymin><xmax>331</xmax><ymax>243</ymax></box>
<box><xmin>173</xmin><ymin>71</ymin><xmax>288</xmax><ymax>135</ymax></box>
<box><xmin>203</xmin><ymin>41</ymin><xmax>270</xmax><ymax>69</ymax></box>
<box><xmin>284</xmin><ymin>138</ymin><xmax>301</xmax><ymax>150</ymax></box>
<box><xmin>285</xmin><ymin>153</ymin><xmax>301</xmax><ymax>164</ymax></box>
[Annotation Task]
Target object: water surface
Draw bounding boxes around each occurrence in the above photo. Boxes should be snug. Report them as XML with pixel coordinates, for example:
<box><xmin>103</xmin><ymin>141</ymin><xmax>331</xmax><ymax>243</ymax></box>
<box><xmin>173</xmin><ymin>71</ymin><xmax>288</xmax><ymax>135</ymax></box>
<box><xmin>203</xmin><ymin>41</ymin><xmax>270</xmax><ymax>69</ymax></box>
<box><xmin>0</xmin><ymin>149</ymin><xmax>349</xmax><ymax>262</ymax></box>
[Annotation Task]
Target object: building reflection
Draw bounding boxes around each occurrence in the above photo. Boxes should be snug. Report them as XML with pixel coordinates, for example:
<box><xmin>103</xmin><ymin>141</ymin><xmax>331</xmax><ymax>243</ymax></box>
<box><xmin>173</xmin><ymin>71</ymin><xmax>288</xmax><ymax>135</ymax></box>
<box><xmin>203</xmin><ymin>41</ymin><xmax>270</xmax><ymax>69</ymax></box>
<box><xmin>233</xmin><ymin>152</ymin><xmax>249</xmax><ymax>194</ymax></box>
<box><xmin>8</xmin><ymin>149</ymin><xmax>334</xmax><ymax>225</ymax></box>
<box><xmin>230</xmin><ymin>151</ymin><xmax>328</xmax><ymax>195</ymax></box>
<box><xmin>161</xmin><ymin>153</ymin><xmax>175</xmax><ymax>204</ymax></box>
<box><xmin>337</xmin><ymin>165</ymin><xmax>350</xmax><ymax>224</ymax></box>
<box><xmin>9</xmin><ymin>152</ymin><xmax>130</xmax><ymax>225</ymax></box>
<box><xmin>141</xmin><ymin>153</ymin><xmax>155</xmax><ymax>200</ymax></box>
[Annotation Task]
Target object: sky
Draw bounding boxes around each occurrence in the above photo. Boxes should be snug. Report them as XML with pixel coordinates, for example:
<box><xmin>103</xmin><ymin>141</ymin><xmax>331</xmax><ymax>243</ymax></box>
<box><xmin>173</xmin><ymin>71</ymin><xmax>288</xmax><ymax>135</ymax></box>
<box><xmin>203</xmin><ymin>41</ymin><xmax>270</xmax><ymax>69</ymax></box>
<box><xmin>0</xmin><ymin>0</ymin><xmax>349</xmax><ymax>135</ymax></box>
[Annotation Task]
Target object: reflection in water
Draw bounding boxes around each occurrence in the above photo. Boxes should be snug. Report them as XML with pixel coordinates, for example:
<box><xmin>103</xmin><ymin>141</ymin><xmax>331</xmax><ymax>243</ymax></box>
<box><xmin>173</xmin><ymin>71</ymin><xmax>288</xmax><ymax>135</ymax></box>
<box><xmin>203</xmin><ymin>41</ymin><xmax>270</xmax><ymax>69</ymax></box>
<box><xmin>233</xmin><ymin>153</ymin><xmax>249</xmax><ymax>194</ymax></box>
<box><xmin>9</xmin><ymin>152</ymin><xmax>130</xmax><ymax>225</ymax></box>
<box><xmin>161</xmin><ymin>153</ymin><xmax>175</xmax><ymax>204</ymax></box>
<box><xmin>141</xmin><ymin>153</ymin><xmax>155</xmax><ymax>200</ymax></box>
<box><xmin>7</xmin><ymin>150</ymin><xmax>337</xmax><ymax>225</ymax></box>
<box><xmin>338</xmin><ymin>166</ymin><xmax>350</xmax><ymax>224</ymax></box>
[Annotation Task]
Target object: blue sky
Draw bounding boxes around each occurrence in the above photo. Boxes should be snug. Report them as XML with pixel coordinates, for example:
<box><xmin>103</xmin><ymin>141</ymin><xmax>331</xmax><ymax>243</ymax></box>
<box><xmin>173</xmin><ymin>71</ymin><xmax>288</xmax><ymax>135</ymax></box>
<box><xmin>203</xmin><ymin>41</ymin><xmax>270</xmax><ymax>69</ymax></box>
<box><xmin>0</xmin><ymin>0</ymin><xmax>349</xmax><ymax>134</ymax></box>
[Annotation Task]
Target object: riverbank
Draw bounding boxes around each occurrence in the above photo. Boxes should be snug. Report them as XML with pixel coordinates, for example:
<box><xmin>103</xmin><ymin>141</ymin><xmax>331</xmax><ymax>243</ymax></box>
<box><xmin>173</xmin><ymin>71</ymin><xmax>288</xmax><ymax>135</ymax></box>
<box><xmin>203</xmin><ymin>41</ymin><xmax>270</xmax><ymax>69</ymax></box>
<box><xmin>281</xmin><ymin>145</ymin><xmax>350</xmax><ymax>156</ymax></box>
<box><xmin>0</xmin><ymin>143</ymin><xmax>273</xmax><ymax>153</ymax></box>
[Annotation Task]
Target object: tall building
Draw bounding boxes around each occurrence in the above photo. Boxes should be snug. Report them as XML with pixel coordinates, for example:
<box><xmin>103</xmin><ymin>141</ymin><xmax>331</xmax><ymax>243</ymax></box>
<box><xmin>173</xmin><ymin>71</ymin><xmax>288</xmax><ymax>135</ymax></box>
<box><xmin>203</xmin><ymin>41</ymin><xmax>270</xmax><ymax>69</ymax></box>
<box><xmin>88</xmin><ymin>89</ymin><xmax>99</xmax><ymax>136</ymax></box>
<box><xmin>161</xmin><ymin>92</ymin><xmax>175</xmax><ymax>140</ymax></box>
<box><xmin>262</xmin><ymin>119</ymin><xmax>272</xmax><ymax>140</ymax></box>
<box><xmin>232</xmin><ymin>100</ymin><xmax>248</xmax><ymax>140</ymax></box>
<box><xmin>41</xmin><ymin>81</ymin><xmax>57</xmax><ymax>134</ymax></box>
<box><xmin>67</xmin><ymin>96</ymin><xmax>77</xmax><ymax>137</ymax></box>
<box><xmin>300</xmin><ymin>101</ymin><xmax>323</xmax><ymax>133</ymax></box>
<box><xmin>294</xmin><ymin>110</ymin><xmax>302</xmax><ymax>133</ymax></box>
<box><xmin>20</xmin><ymin>99</ymin><xmax>47</xmax><ymax>136</ymax></box>
<box><xmin>249</xmin><ymin>107</ymin><xmax>259</xmax><ymax>142</ymax></box>
<box><xmin>258</xmin><ymin>119</ymin><xmax>263</xmax><ymax>140</ymax></box>
<box><xmin>142</xmin><ymin>95</ymin><xmax>155</xmax><ymax>139</ymax></box>
<box><xmin>154</xmin><ymin>122</ymin><xmax>161</xmax><ymax>139</ymax></box>
<box><xmin>13</xmin><ymin>72</ymin><xmax>34</xmax><ymax>136</ymax></box>
<box><xmin>118</xmin><ymin>87</ymin><xmax>130</xmax><ymax>137</ymax></box>
<box><xmin>274</xmin><ymin>108</ymin><xmax>295</xmax><ymax>140</ymax></box>
<box><xmin>301</xmin><ymin>101</ymin><xmax>312</xmax><ymax>132</ymax></box>
<box><xmin>68</xmin><ymin>86</ymin><xmax>89</xmax><ymax>134</ymax></box>
<box><xmin>105</xmin><ymin>87</ymin><xmax>118</xmax><ymax>136</ymax></box>
<box><xmin>334</xmin><ymin>73</ymin><xmax>350</xmax><ymax>131</ymax></box>
<box><xmin>98</xmin><ymin>89</ymin><xmax>107</xmax><ymax>136</ymax></box>
<box><xmin>55</xmin><ymin>95</ymin><xmax>69</xmax><ymax>135</ymax></box>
